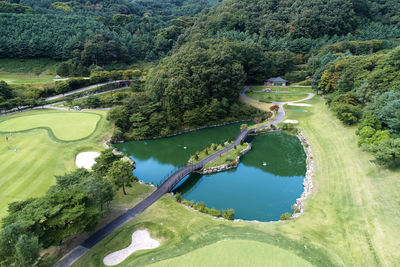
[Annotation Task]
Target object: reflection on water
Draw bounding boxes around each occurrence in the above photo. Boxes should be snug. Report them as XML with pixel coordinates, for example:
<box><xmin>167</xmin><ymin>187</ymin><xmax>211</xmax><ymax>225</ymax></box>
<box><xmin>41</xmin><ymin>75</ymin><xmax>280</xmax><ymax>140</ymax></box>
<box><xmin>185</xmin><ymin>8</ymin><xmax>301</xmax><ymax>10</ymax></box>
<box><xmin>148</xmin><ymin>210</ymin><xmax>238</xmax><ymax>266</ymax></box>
<box><xmin>114</xmin><ymin>124</ymin><xmax>306</xmax><ymax>221</ymax></box>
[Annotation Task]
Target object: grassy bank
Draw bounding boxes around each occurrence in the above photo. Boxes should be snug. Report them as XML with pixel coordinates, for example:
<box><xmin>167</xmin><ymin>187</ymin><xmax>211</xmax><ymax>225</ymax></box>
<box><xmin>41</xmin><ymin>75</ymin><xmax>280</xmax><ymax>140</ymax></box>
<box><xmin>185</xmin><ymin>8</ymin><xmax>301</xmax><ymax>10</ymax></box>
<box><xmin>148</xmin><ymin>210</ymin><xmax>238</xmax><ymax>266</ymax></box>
<box><xmin>0</xmin><ymin>109</ymin><xmax>111</xmax><ymax>219</ymax></box>
<box><xmin>0</xmin><ymin>58</ymin><xmax>60</xmax><ymax>84</ymax></box>
<box><xmin>203</xmin><ymin>143</ymin><xmax>249</xmax><ymax>169</ymax></box>
<box><xmin>73</xmin><ymin>94</ymin><xmax>400</xmax><ymax>266</ymax></box>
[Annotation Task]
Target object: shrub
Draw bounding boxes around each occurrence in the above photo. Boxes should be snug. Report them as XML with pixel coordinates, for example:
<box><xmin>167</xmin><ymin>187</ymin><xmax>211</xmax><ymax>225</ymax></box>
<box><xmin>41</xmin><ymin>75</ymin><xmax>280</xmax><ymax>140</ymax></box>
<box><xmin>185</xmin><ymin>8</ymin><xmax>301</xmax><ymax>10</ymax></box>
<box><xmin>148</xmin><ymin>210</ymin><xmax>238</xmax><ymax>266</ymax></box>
<box><xmin>194</xmin><ymin>202</ymin><xmax>207</xmax><ymax>213</ymax></box>
<box><xmin>222</xmin><ymin>209</ymin><xmax>235</xmax><ymax>220</ymax></box>
<box><xmin>234</xmin><ymin>145</ymin><xmax>237</xmax><ymax>149</ymax></box>
<box><xmin>280</xmin><ymin>212</ymin><xmax>292</xmax><ymax>220</ymax></box>
<box><xmin>207</xmin><ymin>208</ymin><xmax>221</xmax><ymax>217</ymax></box>
<box><xmin>283</xmin><ymin>71</ymin><xmax>308</xmax><ymax>83</ymax></box>
<box><xmin>240</xmin><ymin>123</ymin><xmax>248</xmax><ymax>130</ymax></box>
<box><xmin>174</xmin><ymin>192</ymin><xmax>182</xmax><ymax>203</ymax></box>
<box><xmin>212</xmin><ymin>144</ymin><xmax>217</xmax><ymax>150</ymax></box>
<box><xmin>240</xmin><ymin>140</ymin><xmax>244</xmax><ymax>145</ymax></box>
<box><xmin>270</xmin><ymin>104</ymin><xmax>280</xmax><ymax>112</ymax></box>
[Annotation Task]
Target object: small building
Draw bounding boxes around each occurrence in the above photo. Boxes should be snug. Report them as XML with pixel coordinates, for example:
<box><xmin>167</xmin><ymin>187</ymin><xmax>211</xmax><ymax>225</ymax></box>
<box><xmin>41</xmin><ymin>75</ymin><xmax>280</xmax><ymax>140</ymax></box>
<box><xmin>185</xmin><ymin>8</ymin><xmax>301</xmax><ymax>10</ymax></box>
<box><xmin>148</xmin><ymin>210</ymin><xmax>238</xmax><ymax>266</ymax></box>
<box><xmin>264</xmin><ymin>77</ymin><xmax>288</xmax><ymax>86</ymax></box>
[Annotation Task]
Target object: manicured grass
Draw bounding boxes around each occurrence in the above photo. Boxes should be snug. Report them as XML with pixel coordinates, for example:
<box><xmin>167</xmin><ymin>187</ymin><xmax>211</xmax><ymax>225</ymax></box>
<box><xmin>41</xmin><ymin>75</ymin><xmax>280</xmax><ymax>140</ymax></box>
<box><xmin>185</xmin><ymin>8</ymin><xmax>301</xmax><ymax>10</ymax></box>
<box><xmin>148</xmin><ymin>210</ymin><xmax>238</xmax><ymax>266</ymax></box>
<box><xmin>0</xmin><ymin>58</ymin><xmax>60</xmax><ymax>84</ymax></box>
<box><xmin>239</xmin><ymin>94</ymin><xmax>272</xmax><ymax>111</ymax></box>
<box><xmin>73</xmin><ymin>91</ymin><xmax>400</xmax><ymax>266</ymax></box>
<box><xmin>0</xmin><ymin>109</ymin><xmax>110</xmax><ymax>219</ymax></box>
<box><xmin>152</xmin><ymin>239</ymin><xmax>313</xmax><ymax>267</ymax></box>
<box><xmin>250</xmin><ymin>85</ymin><xmax>312</xmax><ymax>93</ymax></box>
<box><xmin>0</xmin><ymin>71</ymin><xmax>55</xmax><ymax>84</ymax></box>
<box><xmin>203</xmin><ymin>143</ymin><xmax>248</xmax><ymax>168</ymax></box>
<box><xmin>0</xmin><ymin>111</ymin><xmax>100</xmax><ymax>141</ymax></box>
<box><xmin>189</xmin><ymin>141</ymin><xmax>232</xmax><ymax>165</ymax></box>
<box><xmin>247</xmin><ymin>91</ymin><xmax>309</xmax><ymax>102</ymax></box>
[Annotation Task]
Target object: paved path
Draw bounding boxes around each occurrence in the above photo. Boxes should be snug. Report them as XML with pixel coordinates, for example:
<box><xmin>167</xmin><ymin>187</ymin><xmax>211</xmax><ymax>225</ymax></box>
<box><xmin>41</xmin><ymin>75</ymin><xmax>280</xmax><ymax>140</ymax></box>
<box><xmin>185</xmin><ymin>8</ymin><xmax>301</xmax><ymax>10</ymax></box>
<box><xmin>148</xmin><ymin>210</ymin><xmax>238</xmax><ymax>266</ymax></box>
<box><xmin>0</xmin><ymin>86</ymin><xmax>129</xmax><ymax>116</ymax></box>
<box><xmin>45</xmin><ymin>80</ymin><xmax>131</xmax><ymax>101</ymax></box>
<box><xmin>56</xmin><ymin>88</ymin><xmax>313</xmax><ymax>266</ymax></box>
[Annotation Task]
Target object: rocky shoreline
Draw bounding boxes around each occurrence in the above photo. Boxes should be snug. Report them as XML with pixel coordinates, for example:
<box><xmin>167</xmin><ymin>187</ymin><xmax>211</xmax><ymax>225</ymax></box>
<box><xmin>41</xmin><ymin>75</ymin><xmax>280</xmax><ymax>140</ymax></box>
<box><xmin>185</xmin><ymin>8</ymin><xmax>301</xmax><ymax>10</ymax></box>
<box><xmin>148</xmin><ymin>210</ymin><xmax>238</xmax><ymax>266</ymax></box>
<box><xmin>197</xmin><ymin>143</ymin><xmax>252</xmax><ymax>174</ymax></box>
<box><xmin>292</xmin><ymin>131</ymin><xmax>314</xmax><ymax>218</ymax></box>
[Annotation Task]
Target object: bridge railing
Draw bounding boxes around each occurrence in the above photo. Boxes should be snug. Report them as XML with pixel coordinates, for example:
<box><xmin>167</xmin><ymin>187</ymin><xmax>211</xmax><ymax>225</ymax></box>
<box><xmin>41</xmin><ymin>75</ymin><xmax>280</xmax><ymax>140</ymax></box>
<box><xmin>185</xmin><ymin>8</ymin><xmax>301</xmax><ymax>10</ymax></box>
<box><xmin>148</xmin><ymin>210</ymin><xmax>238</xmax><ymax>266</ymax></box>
<box><xmin>156</xmin><ymin>162</ymin><xmax>202</xmax><ymax>191</ymax></box>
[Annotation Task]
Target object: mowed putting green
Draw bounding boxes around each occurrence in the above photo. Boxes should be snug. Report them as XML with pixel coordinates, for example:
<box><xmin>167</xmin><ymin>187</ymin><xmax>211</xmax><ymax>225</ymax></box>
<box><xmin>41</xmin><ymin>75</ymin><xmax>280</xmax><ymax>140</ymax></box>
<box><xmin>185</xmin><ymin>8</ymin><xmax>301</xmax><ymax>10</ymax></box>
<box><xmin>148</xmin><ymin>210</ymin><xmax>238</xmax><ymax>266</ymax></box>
<box><xmin>0</xmin><ymin>112</ymin><xmax>100</xmax><ymax>141</ymax></box>
<box><xmin>152</xmin><ymin>240</ymin><xmax>312</xmax><ymax>267</ymax></box>
<box><xmin>0</xmin><ymin>110</ymin><xmax>110</xmax><ymax>219</ymax></box>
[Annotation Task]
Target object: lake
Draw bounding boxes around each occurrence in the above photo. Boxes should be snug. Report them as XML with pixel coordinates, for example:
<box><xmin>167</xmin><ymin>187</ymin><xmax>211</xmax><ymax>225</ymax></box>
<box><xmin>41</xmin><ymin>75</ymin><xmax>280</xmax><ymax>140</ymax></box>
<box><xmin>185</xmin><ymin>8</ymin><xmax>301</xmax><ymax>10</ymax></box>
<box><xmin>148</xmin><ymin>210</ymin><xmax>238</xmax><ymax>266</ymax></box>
<box><xmin>114</xmin><ymin>123</ymin><xmax>306</xmax><ymax>221</ymax></box>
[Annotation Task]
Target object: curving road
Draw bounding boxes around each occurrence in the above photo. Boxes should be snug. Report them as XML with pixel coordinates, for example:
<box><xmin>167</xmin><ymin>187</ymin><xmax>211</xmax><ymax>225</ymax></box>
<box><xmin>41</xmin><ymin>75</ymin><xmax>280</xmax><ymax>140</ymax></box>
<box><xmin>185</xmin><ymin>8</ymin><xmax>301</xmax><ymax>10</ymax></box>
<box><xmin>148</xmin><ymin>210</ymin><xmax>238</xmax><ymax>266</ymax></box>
<box><xmin>45</xmin><ymin>80</ymin><xmax>131</xmax><ymax>101</ymax></box>
<box><xmin>56</xmin><ymin>89</ymin><xmax>313</xmax><ymax>267</ymax></box>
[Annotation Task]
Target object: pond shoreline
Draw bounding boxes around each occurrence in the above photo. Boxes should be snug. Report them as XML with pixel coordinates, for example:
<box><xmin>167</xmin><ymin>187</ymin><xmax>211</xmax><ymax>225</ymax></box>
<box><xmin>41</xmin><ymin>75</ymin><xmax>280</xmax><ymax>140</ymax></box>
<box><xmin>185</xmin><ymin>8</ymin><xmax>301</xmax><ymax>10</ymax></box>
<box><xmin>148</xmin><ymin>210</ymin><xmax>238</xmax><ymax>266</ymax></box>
<box><xmin>292</xmin><ymin>131</ymin><xmax>314</xmax><ymax>218</ymax></box>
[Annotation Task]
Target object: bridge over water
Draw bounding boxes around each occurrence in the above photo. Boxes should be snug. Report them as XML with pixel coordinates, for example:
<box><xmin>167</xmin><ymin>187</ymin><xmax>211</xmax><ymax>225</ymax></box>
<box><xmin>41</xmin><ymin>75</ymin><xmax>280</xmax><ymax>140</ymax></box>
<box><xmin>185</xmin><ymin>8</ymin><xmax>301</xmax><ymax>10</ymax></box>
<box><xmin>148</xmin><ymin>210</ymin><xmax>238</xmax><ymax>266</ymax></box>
<box><xmin>56</xmin><ymin>104</ymin><xmax>285</xmax><ymax>266</ymax></box>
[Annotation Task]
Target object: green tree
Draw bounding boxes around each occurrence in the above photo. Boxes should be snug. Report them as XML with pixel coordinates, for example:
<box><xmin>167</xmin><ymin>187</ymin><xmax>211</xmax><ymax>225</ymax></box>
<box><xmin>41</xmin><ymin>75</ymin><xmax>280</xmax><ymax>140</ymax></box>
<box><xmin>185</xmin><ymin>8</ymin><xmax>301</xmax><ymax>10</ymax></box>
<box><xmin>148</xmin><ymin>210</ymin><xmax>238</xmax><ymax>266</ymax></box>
<box><xmin>107</xmin><ymin>160</ymin><xmax>138</xmax><ymax>195</ymax></box>
<box><xmin>92</xmin><ymin>149</ymin><xmax>123</xmax><ymax>177</ymax></box>
<box><xmin>365</xmin><ymin>138</ymin><xmax>400</xmax><ymax>168</ymax></box>
<box><xmin>15</xmin><ymin>234</ymin><xmax>40</xmax><ymax>267</ymax></box>
<box><xmin>0</xmin><ymin>80</ymin><xmax>13</xmax><ymax>100</ymax></box>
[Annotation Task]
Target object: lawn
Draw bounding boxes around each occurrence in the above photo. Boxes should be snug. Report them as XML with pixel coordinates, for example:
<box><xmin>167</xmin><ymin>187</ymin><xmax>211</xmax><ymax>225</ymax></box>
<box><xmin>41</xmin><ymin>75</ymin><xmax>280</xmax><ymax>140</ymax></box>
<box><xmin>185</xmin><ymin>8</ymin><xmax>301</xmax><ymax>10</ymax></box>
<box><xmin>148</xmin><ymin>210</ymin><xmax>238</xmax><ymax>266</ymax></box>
<box><xmin>0</xmin><ymin>109</ymin><xmax>110</xmax><ymax>219</ymax></box>
<box><xmin>247</xmin><ymin>91</ymin><xmax>309</xmax><ymax>102</ymax></box>
<box><xmin>0</xmin><ymin>58</ymin><xmax>60</xmax><ymax>84</ymax></box>
<box><xmin>250</xmin><ymin>85</ymin><xmax>312</xmax><ymax>93</ymax></box>
<box><xmin>203</xmin><ymin>143</ymin><xmax>248</xmax><ymax>168</ymax></box>
<box><xmin>152</xmin><ymin>239</ymin><xmax>313</xmax><ymax>267</ymax></box>
<box><xmin>0</xmin><ymin>111</ymin><xmax>101</xmax><ymax>141</ymax></box>
<box><xmin>73</xmin><ymin>91</ymin><xmax>400</xmax><ymax>266</ymax></box>
<box><xmin>239</xmin><ymin>94</ymin><xmax>272</xmax><ymax>111</ymax></box>
<box><xmin>189</xmin><ymin>141</ymin><xmax>233</xmax><ymax>165</ymax></box>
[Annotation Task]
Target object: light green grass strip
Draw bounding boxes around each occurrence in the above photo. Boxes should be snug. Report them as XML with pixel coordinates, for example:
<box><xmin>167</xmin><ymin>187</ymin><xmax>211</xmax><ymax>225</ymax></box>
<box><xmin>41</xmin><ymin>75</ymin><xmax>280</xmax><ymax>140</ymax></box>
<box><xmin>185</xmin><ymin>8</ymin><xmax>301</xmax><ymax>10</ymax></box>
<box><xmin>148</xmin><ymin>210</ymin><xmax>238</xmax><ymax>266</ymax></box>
<box><xmin>0</xmin><ymin>112</ymin><xmax>100</xmax><ymax>141</ymax></box>
<box><xmin>151</xmin><ymin>239</ymin><xmax>313</xmax><ymax>267</ymax></box>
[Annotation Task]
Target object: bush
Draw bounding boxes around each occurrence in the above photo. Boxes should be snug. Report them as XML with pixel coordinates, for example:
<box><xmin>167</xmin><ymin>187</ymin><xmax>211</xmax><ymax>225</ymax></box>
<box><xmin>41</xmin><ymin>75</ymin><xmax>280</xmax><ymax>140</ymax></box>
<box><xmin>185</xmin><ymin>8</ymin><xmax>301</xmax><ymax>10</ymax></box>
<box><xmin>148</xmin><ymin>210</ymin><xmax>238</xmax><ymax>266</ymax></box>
<box><xmin>207</xmin><ymin>208</ymin><xmax>221</xmax><ymax>217</ymax></box>
<box><xmin>240</xmin><ymin>123</ymin><xmax>248</xmax><ymax>130</ymax></box>
<box><xmin>222</xmin><ymin>209</ymin><xmax>235</xmax><ymax>220</ymax></box>
<box><xmin>280</xmin><ymin>212</ymin><xmax>292</xmax><ymax>220</ymax></box>
<box><xmin>283</xmin><ymin>71</ymin><xmax>308</xmax><ymax>83</ymax></box>
<box><xmin>193</xmin><ymin>202</ymin><xmax>207</xmax><ymax>212</ymax></box>
<box><xmin>174</xmin><ymin>192</ymin><xmax>182</xmax><ymax>203</ymax></box>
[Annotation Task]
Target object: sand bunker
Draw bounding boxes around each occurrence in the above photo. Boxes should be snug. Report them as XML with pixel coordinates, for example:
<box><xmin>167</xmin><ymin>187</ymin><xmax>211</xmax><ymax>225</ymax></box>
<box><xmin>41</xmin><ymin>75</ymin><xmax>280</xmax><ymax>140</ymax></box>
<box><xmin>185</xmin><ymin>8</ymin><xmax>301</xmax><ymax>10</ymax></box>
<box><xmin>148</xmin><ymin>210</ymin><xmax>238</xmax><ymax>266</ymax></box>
<box><xmin>283</xmin><ymin>120</ymin><xmax>299</xmax><ymax>124</ymax></box>
<box><xmin>103</xmin><ymin>229</ymin><xmax>160</xmax><ymax>266</ymax></box>
<box><xmin>75</xmin><ymin>152</ymin><xmax>100</xmax><ymax>169</ymax></box>
<box><xmin>287</xmin><ymin>103</ymin><xmax>312</xmax><ymax>106</ymax></box>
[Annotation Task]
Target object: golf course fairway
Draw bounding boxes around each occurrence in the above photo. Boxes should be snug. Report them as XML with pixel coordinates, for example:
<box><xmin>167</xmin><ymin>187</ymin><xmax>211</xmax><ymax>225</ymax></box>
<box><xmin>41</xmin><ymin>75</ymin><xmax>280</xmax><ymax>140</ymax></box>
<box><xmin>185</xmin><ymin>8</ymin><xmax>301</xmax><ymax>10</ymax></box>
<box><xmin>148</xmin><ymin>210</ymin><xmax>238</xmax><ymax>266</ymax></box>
<box><xmin>0</xmin><ymin>109</ymin><xmax>110</xmax><ymax>219</ymax></box>
<box><xmin>73</xmin><ymin>95</ymin><xmax>400</xmax><ymax>266</ymax></box>
<box><xmin>0</xmin><ymin>111</ymin><xmax>101</xmax><ymax>141</ymax></box>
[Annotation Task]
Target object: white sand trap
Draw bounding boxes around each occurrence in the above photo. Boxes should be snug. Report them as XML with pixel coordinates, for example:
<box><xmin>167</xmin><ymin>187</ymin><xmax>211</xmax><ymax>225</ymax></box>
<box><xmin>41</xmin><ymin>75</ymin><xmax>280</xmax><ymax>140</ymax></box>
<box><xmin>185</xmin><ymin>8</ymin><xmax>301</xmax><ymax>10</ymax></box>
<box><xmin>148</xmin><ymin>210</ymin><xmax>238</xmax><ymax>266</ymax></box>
<box><xmin>283</xmin><ymin>120</ymin><xmax>299</xmax><ymax>124</ymax></box>
<box><xmin>103</xmin><ymin>229</ymin><xmax>160</xmax><ymax>266</ymax></box>
<box><xmin>288</xmin><ymin>103</ymin><xmax>312</xmax><ymax>106</ymax></box>
<box><xmin>75</xmin><ymin>152</ymin><xmax>100</xmax><ymax>169</ymax></box>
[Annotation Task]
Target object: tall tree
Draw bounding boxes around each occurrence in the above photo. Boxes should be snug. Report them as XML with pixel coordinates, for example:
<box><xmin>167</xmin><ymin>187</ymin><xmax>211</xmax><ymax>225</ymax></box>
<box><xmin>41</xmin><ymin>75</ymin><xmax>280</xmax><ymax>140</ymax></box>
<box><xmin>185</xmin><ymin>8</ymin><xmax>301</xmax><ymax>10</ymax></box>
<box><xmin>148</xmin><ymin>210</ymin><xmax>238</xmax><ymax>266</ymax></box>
<box><xmin>107</xmin><ymin>160</ymin><xmax>138</xmax><ymax>195</ymax></box>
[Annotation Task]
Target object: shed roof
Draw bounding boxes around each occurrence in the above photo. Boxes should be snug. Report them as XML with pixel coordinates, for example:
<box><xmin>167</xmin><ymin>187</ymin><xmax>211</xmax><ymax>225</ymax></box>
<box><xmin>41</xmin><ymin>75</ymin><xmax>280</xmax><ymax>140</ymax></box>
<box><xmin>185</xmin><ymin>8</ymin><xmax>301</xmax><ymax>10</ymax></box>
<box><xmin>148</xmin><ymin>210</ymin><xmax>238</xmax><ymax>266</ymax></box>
<box><xmin>266</xmin><ymin>77</ymin><xmax>287</xmax><ymax>82</ymax></box>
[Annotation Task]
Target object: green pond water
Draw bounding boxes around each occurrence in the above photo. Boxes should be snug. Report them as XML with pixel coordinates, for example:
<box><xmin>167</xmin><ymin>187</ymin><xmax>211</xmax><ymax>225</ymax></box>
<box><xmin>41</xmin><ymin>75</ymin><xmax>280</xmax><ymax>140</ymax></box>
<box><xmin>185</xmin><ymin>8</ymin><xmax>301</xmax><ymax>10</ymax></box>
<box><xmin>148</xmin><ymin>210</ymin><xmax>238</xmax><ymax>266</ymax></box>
<box><xmin>114</xmin><ymin>123</ymin><xmax>307</xmax><ymax>221</ymax></box>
